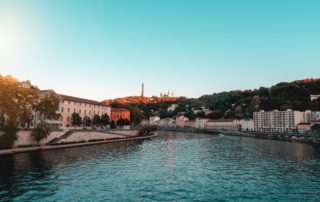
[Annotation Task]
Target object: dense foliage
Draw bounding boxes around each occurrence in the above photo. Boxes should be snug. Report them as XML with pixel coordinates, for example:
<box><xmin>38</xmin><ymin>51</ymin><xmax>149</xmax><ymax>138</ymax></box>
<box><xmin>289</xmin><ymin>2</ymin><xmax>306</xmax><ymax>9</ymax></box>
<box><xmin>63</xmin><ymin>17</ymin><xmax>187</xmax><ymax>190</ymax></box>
<box><xmin>138</xmin><ymin>125</ymin><xmax>157</xmax><ymax>136</ymax></box>
<box><xmin>31</xmin><ymin>122</ymin><xmax>51</xmax><ymax>145</ymax></box>
<box><xmin>0</xmin><ymin>120</ymin><xmax>18</xmax><ymax>149</ymax></box>
<box><xmin>199</xmin><ymin>79</ymin><xmax>320</xmax><ymax>118</ymax></box>
<box><xmin>110</xmin><ymin>79</ymin><xmax>320</xmax><ymax>120</ymax></box>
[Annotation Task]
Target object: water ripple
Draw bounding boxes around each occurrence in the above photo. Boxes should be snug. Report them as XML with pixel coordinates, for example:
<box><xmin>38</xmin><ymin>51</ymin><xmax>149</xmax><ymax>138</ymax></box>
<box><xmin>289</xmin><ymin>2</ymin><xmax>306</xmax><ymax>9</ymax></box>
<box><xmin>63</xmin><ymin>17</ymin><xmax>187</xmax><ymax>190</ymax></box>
<box><xmin>0</xmin><ymin>132</ymin><xmax>320</xmax><ymax>201</ymax></box>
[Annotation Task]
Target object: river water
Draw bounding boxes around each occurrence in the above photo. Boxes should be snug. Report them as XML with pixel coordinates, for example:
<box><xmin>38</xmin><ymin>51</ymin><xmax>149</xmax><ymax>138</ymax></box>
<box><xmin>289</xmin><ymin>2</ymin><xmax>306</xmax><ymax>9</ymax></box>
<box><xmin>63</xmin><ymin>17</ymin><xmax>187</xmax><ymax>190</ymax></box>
<box><xmin>1</xmin><ymin>131</ymin><xmax>320</xmax><ymax>201</ymax></box>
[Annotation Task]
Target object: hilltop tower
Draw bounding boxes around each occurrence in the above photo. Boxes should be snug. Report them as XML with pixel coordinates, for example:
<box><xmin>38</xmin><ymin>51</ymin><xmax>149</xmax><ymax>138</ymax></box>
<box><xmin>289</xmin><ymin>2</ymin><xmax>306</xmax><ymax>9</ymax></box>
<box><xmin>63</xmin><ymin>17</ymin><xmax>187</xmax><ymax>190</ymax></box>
<box><xmin>141</xmin><ymin>82</ymin><xmax>144</xmax><ymax>97</ymax></box>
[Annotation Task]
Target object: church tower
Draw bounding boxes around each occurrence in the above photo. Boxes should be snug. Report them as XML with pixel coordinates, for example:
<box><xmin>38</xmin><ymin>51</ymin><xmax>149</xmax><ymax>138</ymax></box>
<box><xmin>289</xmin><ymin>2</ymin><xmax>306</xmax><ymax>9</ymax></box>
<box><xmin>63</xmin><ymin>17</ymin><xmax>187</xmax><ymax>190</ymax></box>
<box><xmin>141</xmin><ymin>82</ymin><xmax>144</xmax><ymax>97</ymax></box>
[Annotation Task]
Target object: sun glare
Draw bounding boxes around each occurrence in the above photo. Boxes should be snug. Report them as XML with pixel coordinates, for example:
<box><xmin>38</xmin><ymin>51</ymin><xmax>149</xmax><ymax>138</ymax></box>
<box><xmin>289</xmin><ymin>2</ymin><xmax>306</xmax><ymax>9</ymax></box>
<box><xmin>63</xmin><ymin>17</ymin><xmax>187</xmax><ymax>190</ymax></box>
<box><xmin>0</xmin><ymin>28</ymin><xmax>12</xmax><ymax>54</ymax></box>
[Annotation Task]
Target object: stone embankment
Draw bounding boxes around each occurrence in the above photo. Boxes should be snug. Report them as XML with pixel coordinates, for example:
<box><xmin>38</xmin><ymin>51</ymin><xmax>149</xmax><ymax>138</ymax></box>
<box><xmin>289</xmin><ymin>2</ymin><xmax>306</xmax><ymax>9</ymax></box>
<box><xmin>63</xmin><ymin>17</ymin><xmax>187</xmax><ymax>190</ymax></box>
<box><xmin>0</xmin><ymin>130</ymin><xmax>158</xmax><ymax>156</ymax></box>
<box><xmin>157</xmin><ymin>126</ymin><xmax>320</xmax><ymax>145</ymax></box>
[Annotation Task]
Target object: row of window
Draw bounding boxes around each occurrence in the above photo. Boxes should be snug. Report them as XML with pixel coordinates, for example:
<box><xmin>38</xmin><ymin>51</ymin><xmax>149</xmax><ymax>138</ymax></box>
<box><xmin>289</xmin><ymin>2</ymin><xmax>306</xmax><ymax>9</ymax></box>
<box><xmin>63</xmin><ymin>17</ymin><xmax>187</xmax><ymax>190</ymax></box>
<box><xmin>61</xmin><ymin>100</ymin><xmax>104</xmax><ymax>108</ymax></box>
<box><xmin>61</xmin><ymin>107</ymin><xmax>107</xmax><ymax>115</ymax></box>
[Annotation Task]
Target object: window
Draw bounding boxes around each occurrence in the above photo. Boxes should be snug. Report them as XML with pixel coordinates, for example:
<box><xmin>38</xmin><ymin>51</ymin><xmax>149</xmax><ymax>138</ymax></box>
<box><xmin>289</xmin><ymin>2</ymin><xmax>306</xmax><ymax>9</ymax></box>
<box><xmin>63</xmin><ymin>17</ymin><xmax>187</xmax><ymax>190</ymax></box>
<box><xmin>68</xmin><ymin>101</ymin><xmax>70</xmax><ymax>104</ymax></box>
<box><xmin>67</xmin><ymin>116</ymin><xmax>70</xmax><ymax>121</ymax></box>
<box><xmin>89</xmin><ymin>110</ymin><xmax>91</xmax><ymax>115</ymax></box>
<box><xmin>74</xmin><ymin>108</ymin><xmax>76</xmax><ymax>113</ymax></box>
<box><xmin>68</xmin><ymin>108</ymin><xmax>70</xmax><ymax>113</ymax></box>
<box><xmin>84</xmin><ymin>110</ymin><xmax>86</xmax><ymax>115</ymax></box>
<box><xmin>61</xmin><ymin>107</ymin><xmax>64</xmax><ymax>113</ymax></box>
<box><xmin>79</xmin><ymin>109</ymin><xmax>81</xmax><ymax>114</ymax></box>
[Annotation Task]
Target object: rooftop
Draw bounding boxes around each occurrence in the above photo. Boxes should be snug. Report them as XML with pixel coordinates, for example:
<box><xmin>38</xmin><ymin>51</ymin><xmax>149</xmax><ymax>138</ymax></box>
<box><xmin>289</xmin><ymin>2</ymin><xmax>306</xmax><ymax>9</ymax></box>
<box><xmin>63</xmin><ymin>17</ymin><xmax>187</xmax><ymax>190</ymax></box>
<box><xmin>59</xmin><ymin>94</ymin><xmax>107</xmax><ymax>106</ymax></box>
<box><xmin>111</xmin><ymin>108</ymin><xmax>130</xmax><ymax>112</ymax></box>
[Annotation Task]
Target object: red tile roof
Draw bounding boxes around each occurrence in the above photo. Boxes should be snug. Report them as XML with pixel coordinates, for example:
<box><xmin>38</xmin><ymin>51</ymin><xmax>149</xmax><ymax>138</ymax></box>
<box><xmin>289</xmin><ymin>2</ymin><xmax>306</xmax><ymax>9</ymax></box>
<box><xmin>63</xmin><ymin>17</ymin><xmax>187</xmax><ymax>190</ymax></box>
<box><xmin>111</xmin><ymin>108</ymin><xmax>130</xmax><ymax>112</ymax></box>
<box><xmin>59</xmin><ymin>94</ymin><xmax>107</xmax><ymax>106</ymax></box>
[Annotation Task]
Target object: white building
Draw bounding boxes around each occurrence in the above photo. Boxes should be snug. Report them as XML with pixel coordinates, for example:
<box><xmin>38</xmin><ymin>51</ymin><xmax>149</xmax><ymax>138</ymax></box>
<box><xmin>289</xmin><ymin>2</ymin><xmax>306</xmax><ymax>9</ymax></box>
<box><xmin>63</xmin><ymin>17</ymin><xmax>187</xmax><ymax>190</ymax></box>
<box><xmin>239</xmin><ymin>119</ymin><xmax>254</xmax><ymax>132</ymax></box>
<box><xmin>206</xmin><ymin>119</ymin><xmax>241</xmax><ymax>131</ymax></box>
<box><xmin>167</xmin><ymin>104</ymin><xmax>178</xmax><ymax>112</ymax></box>
<box><xmin>149</xmin><ymin>116</ymin><xmax>161</xmax><ymax>125</ymax></box>
<box><xmin>310</xmin><ymin>95</ymin><xmax>320</xmax><ymax>101</ymax></box>
<box><xmin>195</xmin><ymin>118</ymin><xmax>208</xmax><ymax>128</ymax></box>
<box><xmin>253</xmin><ymin>109</ymin><xmax>304</xmax><ymax>133</ymax></box>
<box><xmin>303</xmin><ymin>110</ymin><xmax>320</xmax><ymax>122</ymax></box>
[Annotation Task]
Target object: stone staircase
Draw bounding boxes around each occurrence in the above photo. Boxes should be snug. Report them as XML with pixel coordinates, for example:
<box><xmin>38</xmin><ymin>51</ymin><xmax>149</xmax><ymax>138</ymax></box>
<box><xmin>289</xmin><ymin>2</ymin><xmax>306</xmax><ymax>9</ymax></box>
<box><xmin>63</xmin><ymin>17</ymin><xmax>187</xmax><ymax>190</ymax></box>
<box><xmin>46</xmin><ymin>130</ymin><xmax>74</xmax><ymax>145</ymax></box>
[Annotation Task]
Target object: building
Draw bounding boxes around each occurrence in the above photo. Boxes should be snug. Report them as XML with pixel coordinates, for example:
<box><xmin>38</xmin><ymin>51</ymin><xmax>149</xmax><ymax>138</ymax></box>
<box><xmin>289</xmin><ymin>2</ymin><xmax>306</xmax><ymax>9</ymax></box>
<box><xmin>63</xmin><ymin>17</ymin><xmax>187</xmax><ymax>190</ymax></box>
<box><xmin>297</xmin><ymin>123</ymin><xmax>312</xmax><ymax>133</ymax></box>
<box><xmin>175</xmin><ymin>116</ymin><xmax>190</xmax><ymax>127</ymax></box>
<box><xmin>195</xmin><ymin>118</ymin><xmax>208</xmax><ymax>128</ymax></box>
<box><xmin>310</xmin><ymin>95</ymin><xmax>320</xmax><ymax>101</ymax></box>
<box><xmin>206</xmin><ymin>119</ymin><xmax>241</xmax><ymax>131</ymax></box>
<box><xmin>59</xmin><ymin>94</ymin><xmax>111</xmax><ymax>129</ymax></box>
<box><xmin>203</xmin><ymin>109</ymin><xmax>213</xmax><ymax>116</ymax></box>
<box><xmin>160</xmin><ymin>90</ymin><xmax>174</xmax><ymax>98</ymax></box>
<box><xmin>239</xmin><ymin>119</ymin><xmax>254</xmax><ymax>132</ymax></box>
<box><xmin>167</xmin><ymin>104</ymin><xmax>178</xmax><ymax>112</ymax></box>
<box><xmin>141</xmin><ymin>82</ymin><xmax>144</xmax><ymax>97</ymax></box>
<box><xmin>149</xmin><ymin>116</ymin><xmax>161</xmax><ymax>125</ymax></box>
<box><xmin>303</xmin><ymin>110</ymin><xmax>320</xmax><ymax>122</ymax></box>
<box><xmin>253</xmin><ymin>109</ymin><xmax>304</xmax><ymax>133</ymax></box>
<box><xmin>111</xmin><ymin>108</ymin><xmax>131</xmax><ymax>123</ymax></box>
<box><xmin>37</xmin><ymin>90</ymin><xmax>111</xmax><ymax>130</ymax></box>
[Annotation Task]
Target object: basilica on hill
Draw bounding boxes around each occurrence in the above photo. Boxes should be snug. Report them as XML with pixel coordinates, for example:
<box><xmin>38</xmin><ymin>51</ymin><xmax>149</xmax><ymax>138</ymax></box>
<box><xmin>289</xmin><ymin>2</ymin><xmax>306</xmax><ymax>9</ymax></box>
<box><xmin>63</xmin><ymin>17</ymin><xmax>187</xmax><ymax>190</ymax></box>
<box><xmin>102</xmin><ymin>82</ymin><xmax>185</xmax><ymax>105</ymax></box>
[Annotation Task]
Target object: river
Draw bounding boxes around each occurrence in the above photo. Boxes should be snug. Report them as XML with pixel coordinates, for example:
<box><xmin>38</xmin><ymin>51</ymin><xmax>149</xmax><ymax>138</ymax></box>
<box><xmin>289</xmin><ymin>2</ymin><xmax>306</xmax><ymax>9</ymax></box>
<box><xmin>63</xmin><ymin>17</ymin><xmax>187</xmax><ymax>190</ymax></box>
<box><xmin>1</xmin><ymin>131</ymin><xmax>320</xmax><ymax>201</ymax></box>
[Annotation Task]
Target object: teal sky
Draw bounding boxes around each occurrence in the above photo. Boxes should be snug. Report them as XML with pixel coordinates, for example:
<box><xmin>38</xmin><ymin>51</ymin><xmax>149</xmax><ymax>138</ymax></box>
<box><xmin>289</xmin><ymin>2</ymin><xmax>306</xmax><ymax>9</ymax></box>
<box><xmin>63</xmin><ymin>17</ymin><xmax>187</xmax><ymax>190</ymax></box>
<box><xmin>0</xmin><ymin>0</ymin><xmax>319</xmax><ymax>101</ymax></box>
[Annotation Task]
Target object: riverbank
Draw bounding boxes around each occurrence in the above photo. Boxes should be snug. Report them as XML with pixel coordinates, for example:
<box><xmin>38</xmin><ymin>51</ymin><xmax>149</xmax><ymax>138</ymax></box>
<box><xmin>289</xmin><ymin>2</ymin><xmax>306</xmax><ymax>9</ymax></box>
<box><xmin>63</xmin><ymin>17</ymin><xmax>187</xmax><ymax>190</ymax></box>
<box><xmin>0</xmin><ymin>133</ymin><xmax>158</xmax><ymax>156</ymax></box>
<box><xmin>157</xmin><ymin>126</ymin><xmax>320</xmax><ymax>145</ymax></box>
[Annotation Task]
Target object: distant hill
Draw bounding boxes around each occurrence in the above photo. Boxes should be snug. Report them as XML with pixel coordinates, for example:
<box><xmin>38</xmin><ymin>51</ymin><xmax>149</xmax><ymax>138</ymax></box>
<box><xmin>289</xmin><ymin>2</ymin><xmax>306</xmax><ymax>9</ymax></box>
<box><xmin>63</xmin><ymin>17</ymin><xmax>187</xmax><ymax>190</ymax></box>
<box><xmin>198</xmin><ymin>78</ymin><xmax>320</xmax><ymax>119</ymax></box>
<box><xmin>113</xmin><ymin>78</ymin><xmax>320</xmax><ymax>120</ymax></box>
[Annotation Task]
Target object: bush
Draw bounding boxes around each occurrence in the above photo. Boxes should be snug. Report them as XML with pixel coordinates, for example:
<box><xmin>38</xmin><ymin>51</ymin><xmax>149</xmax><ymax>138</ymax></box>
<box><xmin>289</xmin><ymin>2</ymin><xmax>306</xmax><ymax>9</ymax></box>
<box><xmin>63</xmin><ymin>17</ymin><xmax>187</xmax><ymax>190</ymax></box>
<box><xmin>31</xmin><ymin>122</ymin><xmax>51</xmax><ymax>145</ymax></box>
<box><xmin>138</xmin><ymin>125</ymin><xmax>157</xmax><ymax>136</ymax></box>
<box><xmin>0</xmin><ymin>121</ymin><xmax>18</xmax><ymax>149</ymax></box>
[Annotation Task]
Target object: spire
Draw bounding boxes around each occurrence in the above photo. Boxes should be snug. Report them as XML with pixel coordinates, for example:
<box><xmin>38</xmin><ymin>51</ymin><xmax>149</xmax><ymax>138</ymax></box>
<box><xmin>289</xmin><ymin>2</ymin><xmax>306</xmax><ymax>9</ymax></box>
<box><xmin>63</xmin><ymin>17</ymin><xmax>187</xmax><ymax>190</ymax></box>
<box><xmin>141</xmin><ymin>81</ymin><xmax>144</xmax><ymax>97</ymax></box>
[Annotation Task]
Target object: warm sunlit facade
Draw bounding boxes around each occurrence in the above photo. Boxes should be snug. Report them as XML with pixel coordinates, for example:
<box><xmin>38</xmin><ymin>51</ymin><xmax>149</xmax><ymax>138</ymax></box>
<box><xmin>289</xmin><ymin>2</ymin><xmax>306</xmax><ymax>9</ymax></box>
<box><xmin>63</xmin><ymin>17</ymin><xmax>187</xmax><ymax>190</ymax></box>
<box><xmin>37</xmin><ymin>90</ymin><xmax>111</xmax><ymax>130</ymax></box>
<box><xmin>111</xmin><ymin>108</ymin><xmax>131</xmax><ymax>123</ymax></box>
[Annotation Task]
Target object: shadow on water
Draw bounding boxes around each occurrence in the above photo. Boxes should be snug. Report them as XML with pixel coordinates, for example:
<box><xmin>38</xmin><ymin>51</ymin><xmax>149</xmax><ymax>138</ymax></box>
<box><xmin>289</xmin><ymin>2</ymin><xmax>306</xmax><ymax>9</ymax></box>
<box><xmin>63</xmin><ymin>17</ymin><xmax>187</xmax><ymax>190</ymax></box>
<box><xmin>0</xmin><ymin>139</ymin><xmax>144</xmax><ymax>199</ymax></box>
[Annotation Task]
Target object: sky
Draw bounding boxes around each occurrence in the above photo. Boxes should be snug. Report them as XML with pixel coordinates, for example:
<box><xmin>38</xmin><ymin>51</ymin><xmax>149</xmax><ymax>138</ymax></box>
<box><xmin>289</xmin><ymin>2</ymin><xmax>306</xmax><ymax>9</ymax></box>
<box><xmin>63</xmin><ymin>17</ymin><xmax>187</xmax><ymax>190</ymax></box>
<box><xmin>0</xmin><ymin>0</ymin><xmax>320</xmax><ymax>101</ymax></box>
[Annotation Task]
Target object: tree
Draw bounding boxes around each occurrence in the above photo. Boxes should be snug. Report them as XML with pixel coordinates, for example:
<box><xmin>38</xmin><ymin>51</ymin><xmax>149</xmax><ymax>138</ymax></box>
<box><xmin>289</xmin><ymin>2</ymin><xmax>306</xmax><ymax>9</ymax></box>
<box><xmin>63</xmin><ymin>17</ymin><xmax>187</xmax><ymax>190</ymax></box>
<box><xmin>34</xmin><ymin>92</ymin><xmax>61</xmax><ymax>122</ymax></box>
<box><xmin>20</xmin><ymin>108</ymin><xmax>34</xmax><ymax>129</ymax></box>
<box><xmin>0</xmin><ymin>119</ymin><xmax>18</xmax><ymax>149</ymax></box>
<box><xmin>138</xmin><ymin>125</ymin><xmax>157</xmax><ymax>136</ymax></box>
<box><xmin>31</xmin><ymin>122</ymin><xmax>50</xmax><ymax>145</ymax></box>
<box><xmin>110</xmin><ymin>121</ymin><xmax>116</xmax><ymax>129</ymax></box>
<box><xmin>92</xmin><ymin>114</ymin><xmax>101</xmax><ymax>128</ymax></box>
<box><xmin>0</xmin><ymin>75</ymin><xmax>39</xmax><ymax>123</ymax></box>
<box><xmin>117</xmin><ymin>118</ymin><xmax>126</xmax><ymax>127</ymax></box>
<box><xmin>100</xmin><ymin>113</ymin><xmax>110</xmax><ymax>128</ymax></box>
<box><xmin>207</xmin><ymin>110</ymin><xmax>224</xmax><ymax>119</ymax></box>
<box><xmin>71</xmin><ymin>113</ymin><xmax>81</xmax><ymax>129</ymax></box>
<box><xmin>251</xmin><ymin>95</ymin><xmax>260</xmax><ymax>111</ymax></box>
<box><xmin>185</xmin><ymin>111</ymin><xmax>196</xmax><ymax>121</ymax></box>
<box><xmin>83</xmin><ymin>116</ymin><xmax>91</xmax><ymax>128</ymax></box>
<box><xmin>124</xmin><ymin>119</ymin><xmax>130</xmax><ymax>126</ymax></box>
<box><xmin>0</xmin><ymin>113</ymin><xmax>5</xmax><ymax>129</ymax></box>
<box><xmin>311</xmin><ymin>124</ymin><xmax>320</xmax><ymax>132</ymax></box>
<box><xmin>130</xmin><ymin>107</ymin><xmax>144</xmax><ymax>126</ymax></box>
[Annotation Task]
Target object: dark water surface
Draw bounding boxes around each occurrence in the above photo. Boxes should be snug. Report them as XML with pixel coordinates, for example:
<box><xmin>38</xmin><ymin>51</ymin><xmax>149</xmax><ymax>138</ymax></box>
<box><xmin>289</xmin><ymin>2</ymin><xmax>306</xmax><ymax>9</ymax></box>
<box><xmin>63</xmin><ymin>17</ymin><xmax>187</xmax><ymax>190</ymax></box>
<box><xmin>1</xmin><ymin>132</ymin><xmax>320</xmax><ymax>201</ymax></box>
